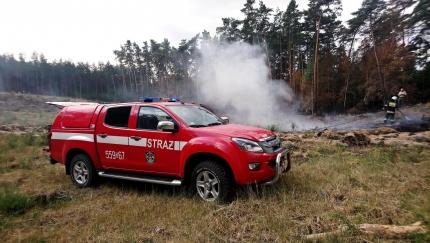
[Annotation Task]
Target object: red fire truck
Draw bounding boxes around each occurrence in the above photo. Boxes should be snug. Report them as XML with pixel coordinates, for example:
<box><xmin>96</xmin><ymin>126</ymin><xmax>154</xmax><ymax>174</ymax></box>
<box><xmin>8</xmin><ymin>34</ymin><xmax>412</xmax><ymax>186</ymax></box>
<box><xmin>48</xmin><ymin>98</ymin><xmax>290</xmax><ymax>202</ymax></box>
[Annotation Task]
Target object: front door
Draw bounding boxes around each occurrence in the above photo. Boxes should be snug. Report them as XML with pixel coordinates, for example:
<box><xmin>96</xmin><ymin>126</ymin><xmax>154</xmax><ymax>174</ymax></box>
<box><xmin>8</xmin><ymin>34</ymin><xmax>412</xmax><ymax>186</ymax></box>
<box><xmin>127</xmin><ymin>106</ymin><xmax>186</xmax><ymax>176</ymax></box>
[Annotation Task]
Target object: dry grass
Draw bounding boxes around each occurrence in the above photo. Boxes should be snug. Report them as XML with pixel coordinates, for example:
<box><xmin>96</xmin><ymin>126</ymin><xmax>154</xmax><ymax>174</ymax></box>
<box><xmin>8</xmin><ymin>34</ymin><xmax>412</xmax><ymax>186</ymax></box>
<box><xmin>0</xmin><ymin>92</ymin><xmax>87</xmax><ymax>128</ymax></box>
<box><xmin>0</xmin><ymin>133</ymin><xmax>429</xmax><ymax>242</ymax></box>
<box><xmin>0</xmin><ymin>92</ymin><xmax>429</xmax><ymax>242</ymax></box>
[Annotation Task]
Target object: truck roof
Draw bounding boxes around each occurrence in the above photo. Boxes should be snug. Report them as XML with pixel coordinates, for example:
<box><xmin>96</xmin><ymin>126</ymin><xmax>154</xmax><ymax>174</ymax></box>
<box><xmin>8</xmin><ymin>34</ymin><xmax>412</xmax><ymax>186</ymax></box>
<box><xmin>103</xmin><ymin>101</ymin><xmax>195</xmax><ymax>107</ymax></box>
<box><xmin>47</xmin><ymin>101</ymin><xmax>196</xmax><ymax>109</ymax></box>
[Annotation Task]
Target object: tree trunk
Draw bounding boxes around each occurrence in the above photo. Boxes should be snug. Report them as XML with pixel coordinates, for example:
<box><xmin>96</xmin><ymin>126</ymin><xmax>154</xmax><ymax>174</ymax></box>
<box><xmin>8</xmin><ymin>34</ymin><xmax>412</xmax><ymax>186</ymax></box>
<box><xmin>120</xmin><ymin>67</ymin><xmax>126</xmax><ymax>94</ymax></box>
<box><xmin>288</xmin><ymin>28</ymin><xmax>294</xmax><ymax>92</ymax></box>
<box><xmin>111</xmin><ymin>76</ymin><xmax>116</xmax><ymax>98</ymax></box>
<box><xmin>312</xmin><ymin>17</ymin><xmax>321</xmax><ymax>115</ymax></box>
<box><xmin>304</xmin><ymin>221</ymin><xmax>427</xmax><ymax>240</ymax></box>
<box><xmin>370</xmin><ymin>19</ymin><xmax>386</xmax><ymax>101</ymax></box>
<box><xmin>280</xmin><ymin>28</ymin><xmax>283</xmax><ymax>80</ymax></box>
<box><xmin>263</xmin><ymin>39</ymin><xmax>272</xmax><ymax>80</ymax></box>
<box><xmin>343</xmin><ymin>33</ymin><xmax>357</xmax><ymax>110</ymax></box>
<box><xmin>133</xmin><ymin>69</ymin><xmax>138</xmax><ymax>98</ymax></box>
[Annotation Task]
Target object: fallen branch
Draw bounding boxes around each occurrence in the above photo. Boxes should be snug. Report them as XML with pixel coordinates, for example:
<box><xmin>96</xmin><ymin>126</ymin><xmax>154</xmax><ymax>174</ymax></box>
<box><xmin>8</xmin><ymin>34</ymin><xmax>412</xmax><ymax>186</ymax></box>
<box><xmin>304</xmin><ymin>221</ymin><xmax>427</xmax><ymax>240</ymax></box>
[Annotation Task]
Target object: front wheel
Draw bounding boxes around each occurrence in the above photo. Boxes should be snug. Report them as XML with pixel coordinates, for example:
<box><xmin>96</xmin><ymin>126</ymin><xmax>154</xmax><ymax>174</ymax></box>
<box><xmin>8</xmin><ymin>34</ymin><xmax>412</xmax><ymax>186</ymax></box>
<box><xmin>70</xmin><ymin>154</ymin><xmax>95</xmax><ymax>187</ymax></box>
<box><xmin>191</xmin><ymin>161</ymin><xmax>235</xmax><ymax>202</ymax></box>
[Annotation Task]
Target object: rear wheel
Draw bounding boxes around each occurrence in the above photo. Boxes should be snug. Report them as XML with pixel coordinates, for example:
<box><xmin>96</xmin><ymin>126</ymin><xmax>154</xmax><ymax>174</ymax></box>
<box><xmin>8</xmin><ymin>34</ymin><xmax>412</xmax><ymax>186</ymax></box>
<box><xmin>70</xmin><ymin>154</ymin><xmax>95</xmax><ymax>187</ymax></box>
<box><xmin>191</xmin><ymin>161</ymin><xmax>235</xmax><ymax>202</ymax></box>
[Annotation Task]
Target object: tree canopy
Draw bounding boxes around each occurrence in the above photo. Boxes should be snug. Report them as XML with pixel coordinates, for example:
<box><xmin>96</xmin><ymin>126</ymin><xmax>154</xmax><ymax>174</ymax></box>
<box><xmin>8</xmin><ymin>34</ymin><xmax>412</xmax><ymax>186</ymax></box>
<box><xmin>0</xmin><ymin>0</ymin><xmax>428</xmax><ymax>113</ymax></box>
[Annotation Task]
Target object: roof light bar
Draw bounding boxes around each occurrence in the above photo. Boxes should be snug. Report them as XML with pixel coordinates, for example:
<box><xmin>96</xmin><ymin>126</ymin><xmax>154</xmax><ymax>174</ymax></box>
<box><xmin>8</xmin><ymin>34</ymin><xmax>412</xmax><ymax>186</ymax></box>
<box><xmin>139</xmin><ymin>97</ymin><xmax>180</xmax><ymax>102</ymax></box>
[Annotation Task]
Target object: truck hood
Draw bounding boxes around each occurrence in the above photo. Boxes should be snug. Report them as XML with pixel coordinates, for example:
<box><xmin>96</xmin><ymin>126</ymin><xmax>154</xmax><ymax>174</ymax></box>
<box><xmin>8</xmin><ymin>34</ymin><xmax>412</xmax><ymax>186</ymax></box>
<box><xmin>197</xmin><ymin>124</ymin><xmax>274</xmax><ymax>141</ymax></box>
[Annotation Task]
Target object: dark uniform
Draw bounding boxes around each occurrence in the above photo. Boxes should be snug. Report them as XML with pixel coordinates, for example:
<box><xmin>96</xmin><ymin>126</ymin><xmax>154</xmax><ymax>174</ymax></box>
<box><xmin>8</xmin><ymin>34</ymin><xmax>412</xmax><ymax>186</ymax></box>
<box><xmin>384</xmin><ymin>97</ymin><xmax>398</xmax><ymax>123</ymax></box>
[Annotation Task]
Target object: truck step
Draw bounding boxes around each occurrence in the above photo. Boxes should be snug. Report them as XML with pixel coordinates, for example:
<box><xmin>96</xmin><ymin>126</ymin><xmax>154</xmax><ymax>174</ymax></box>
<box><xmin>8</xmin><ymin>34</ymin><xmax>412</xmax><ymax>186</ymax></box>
<box><xmin>98</xmin><ymin>171</ymin><xmax>182</xmax><ymax>186</ymax></box>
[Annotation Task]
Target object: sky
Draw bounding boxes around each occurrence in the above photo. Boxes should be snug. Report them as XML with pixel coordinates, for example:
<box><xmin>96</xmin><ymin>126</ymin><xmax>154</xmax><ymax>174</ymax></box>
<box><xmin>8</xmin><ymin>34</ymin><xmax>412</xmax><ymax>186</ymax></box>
<box><xmin>0</xmin><ymin>0</ymin><xmax>363</xmax><ymax>64</ymax></box>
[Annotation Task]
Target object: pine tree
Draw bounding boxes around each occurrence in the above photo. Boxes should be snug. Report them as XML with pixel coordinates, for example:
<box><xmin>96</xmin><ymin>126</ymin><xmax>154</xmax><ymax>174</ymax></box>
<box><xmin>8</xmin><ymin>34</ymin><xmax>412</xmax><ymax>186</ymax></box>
<box><xmin>216</xmin><ymin>18</ymin><xmax>242</xmax><ymax>42</ymax></box>
<box><xmin>282</xmin><ymin>0</ymin><xmax>302</xmax><ymax>92</ymax></box>
<box><xmin>241</xmin><ymin>0</ymin><xmax>258</xmax><ymax>44</ymax></box>
<box><xmin>408</xmin><ymin>0</ymin><xmax>430</xmax><ymax>65</ymax></box>
<box><xmin>303</xmin><ymin>0</ymin><xmax>342</xmax><ymax>114</ymax></box>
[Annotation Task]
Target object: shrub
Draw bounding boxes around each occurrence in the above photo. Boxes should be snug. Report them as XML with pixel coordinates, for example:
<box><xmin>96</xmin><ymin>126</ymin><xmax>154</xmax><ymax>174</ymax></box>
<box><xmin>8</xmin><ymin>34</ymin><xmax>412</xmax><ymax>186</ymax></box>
<box><xmin>23</xmin><ymin>133</ymin><xmax>35</xmax><ymax>146</ymax></box>
<box><xmin>0</xmin><ymin>189</ymin><xmax>33</xmax><ymax>215</ymax></box>
<box><xmin>6</xmin><ymin>135</ymin><xmax>18</xmax><ymax>149</ymax></box>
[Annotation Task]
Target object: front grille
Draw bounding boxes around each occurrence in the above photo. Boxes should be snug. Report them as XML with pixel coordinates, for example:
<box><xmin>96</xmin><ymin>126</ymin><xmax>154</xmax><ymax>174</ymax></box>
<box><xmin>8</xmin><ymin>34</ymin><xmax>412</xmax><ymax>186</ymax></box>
<box><xmin>259</xmin><ymin>136</ymin><xmax>282</xmax><ymax>153</ymax></box>
<box><xmin>268</xmin><ymin>158</ymin><xmax>276</xmax><ymax>167</ymax></box>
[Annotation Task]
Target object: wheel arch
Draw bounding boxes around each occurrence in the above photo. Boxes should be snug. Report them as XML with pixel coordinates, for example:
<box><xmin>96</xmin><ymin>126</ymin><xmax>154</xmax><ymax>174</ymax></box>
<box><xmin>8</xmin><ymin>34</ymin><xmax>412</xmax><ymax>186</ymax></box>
<box><xmin>65</xmin><ymin>148</ymin><xmax>92</xmax><ymax>175</ymax></box>
<box><xmin>183</xmin><ymin>152</ymin><xmax>235</xmax><ymax>185</ymax></box>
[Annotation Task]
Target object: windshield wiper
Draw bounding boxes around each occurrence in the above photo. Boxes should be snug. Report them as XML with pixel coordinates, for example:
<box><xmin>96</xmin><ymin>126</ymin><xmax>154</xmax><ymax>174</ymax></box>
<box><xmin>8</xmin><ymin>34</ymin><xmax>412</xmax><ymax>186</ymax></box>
<box><xmin>189</xmin><ymin>124</ymin><xmax>207</xmax><ymax>128</ymax></box>
<box><xmin>207</xmin><ymin>122</ymin><xmax>222</xmax><ymax>126</ymax></box>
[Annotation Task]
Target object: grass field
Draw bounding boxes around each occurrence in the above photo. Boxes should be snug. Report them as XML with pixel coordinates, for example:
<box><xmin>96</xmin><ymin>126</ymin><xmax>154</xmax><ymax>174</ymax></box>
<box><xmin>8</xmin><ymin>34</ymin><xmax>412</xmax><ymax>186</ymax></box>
<box><xmin>0</xmin><ymin>132</ymin><xmax>429</xmax><ymax>242</ymax></box>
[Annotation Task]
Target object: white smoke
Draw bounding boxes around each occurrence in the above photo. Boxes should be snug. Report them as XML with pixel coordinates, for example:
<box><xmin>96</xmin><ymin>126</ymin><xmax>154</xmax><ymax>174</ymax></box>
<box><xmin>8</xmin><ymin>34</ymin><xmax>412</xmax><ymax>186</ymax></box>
<box><xmin>194</xmin><ymin>41</ymin><xmax>324</xmax><ymax>131</ymax></box>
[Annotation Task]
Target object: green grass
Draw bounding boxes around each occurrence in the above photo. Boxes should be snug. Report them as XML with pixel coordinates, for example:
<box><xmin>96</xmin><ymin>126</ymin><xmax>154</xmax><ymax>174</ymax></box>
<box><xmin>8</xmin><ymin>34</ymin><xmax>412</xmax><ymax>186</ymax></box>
<box><xmin>0</xmin><ymin>133</ymin><xmax>47</xmax><ymax>173</ymax></box>
<box><xmin>0</xmin><ymin>188</ymin><xmax>33</xmax><ymax>215</ymax></box>
<box><xmin>0</xmin><ymin>132</ymin><xmax>429</xmax><ymax>242</ymax></box>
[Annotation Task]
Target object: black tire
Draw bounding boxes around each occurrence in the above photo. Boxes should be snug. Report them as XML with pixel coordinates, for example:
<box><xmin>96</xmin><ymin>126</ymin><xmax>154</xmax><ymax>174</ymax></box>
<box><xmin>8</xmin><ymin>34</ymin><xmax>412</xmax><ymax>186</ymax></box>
<box><xmin>69</xmin><ymin>154</ymin><xmax>96</xmax><ymax>187</ymax></box>
<box><xmin>191</xmin><ymin>161</ymin><xmax>235</xmax><ymax>202</ymax></box>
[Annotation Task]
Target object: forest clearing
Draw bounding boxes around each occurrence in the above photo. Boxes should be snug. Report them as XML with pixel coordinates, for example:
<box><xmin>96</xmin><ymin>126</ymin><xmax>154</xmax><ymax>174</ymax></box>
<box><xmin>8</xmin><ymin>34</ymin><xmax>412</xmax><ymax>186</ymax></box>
<box><xmin>0</xmin><ymin>92</ymin><xmax>429</xmax><ymax>242</ymax></box>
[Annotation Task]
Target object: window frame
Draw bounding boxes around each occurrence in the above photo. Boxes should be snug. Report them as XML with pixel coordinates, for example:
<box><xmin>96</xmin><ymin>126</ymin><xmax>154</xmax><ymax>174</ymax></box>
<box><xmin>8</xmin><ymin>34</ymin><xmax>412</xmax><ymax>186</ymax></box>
<box><xmin>135</xmin><ymin>105</ymin><xmax>178</xmax><ymax>131</ymax></box>
<box><xmin>166</xmin><ymin>104</ymin><xmax>222</xmax><ymax>127</ymax></box>
<box><xmin>103</xmin><ymin>105</ymin><xmax>133</xmax><ymax>129</ymax></box>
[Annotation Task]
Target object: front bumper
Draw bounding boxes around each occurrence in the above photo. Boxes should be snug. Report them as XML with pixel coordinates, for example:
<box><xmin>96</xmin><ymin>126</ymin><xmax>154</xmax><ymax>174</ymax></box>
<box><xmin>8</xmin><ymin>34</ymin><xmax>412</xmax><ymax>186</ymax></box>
<box><xmin>263</xmin><ymin>149</ymin><xmax>291</xmax><ymax>185</ymax></box>
<box><xmin>234</xmin><ymin>148</ymin><xmax>291</xmax><ymax>185</ymax></box>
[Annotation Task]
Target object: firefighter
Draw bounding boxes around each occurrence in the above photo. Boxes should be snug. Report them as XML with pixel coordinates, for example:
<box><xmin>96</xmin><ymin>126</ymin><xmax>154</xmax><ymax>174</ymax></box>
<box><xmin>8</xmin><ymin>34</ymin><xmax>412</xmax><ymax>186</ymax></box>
<box><xmin>398</xmin><ymin>87</ymin><xmax>407</xmax><ymax>108</ymax></box>
<box><xmin>384</xmin><ymin>96</ymin><xmax>398</xmax><ymax>123</ymax></box>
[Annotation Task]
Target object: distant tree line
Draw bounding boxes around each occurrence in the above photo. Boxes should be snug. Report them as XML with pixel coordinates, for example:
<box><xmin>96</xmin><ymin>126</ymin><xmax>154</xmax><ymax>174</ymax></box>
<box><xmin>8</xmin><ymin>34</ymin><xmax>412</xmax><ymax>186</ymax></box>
<box><xmin>0</xmin><ymin>0</ymin><xmax>428</xmax><ymax>113</ymax></box>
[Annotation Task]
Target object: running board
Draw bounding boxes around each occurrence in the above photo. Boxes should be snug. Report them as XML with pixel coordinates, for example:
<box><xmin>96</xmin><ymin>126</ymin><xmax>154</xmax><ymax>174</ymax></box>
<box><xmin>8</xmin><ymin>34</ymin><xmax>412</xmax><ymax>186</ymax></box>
<box><xmin>98</xmin><ymin>171</ymin><xmax>182</xmax><ymax>186</ymax></box>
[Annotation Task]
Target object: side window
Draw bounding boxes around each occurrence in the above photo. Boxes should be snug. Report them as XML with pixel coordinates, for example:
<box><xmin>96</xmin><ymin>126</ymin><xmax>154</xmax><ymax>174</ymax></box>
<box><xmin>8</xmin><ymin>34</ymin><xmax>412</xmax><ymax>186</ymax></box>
<box><xmin>137</xmin><ymin>106</ymin><xmax>173</xmax><ymax>130</ymax></box>
<box><xmin>104</xmin><ymin>106</ymin><xmax>132</xmax><ymax>128</ymax></box>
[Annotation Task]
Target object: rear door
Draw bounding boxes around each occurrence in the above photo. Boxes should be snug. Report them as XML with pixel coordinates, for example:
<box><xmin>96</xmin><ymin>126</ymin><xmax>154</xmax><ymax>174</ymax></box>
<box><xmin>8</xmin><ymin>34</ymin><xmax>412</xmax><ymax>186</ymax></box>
<box><xmin>95</xmin><ymin>105</ymin><xmax>134</xmax><ymax>170</ymax></box>
<box><xmin>127</xmin><ymin>105</ymin><xmax>187</xmax><ymax>176</ymax></box>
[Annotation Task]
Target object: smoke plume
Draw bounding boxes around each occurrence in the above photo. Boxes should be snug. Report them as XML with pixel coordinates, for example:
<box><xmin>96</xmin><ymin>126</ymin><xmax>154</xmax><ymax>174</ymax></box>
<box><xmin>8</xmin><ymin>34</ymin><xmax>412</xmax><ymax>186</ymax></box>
<box><xmin>194</xmin><ymin>41</ymin><xmax>323</xmax><ymax>131</ymax></box>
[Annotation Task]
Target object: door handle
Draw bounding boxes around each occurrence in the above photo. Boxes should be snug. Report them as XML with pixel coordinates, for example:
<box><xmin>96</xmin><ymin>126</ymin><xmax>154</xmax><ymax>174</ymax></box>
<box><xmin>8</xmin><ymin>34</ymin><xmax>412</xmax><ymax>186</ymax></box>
<box><xmin>130</xmin><ymin>136</ymin><xmax>141</xmax><ymax>141</ymax></box>
<box><xmin>98</xmin><ymin>134</ymin><xmax>108</xmax><ymax>138</ymax></box>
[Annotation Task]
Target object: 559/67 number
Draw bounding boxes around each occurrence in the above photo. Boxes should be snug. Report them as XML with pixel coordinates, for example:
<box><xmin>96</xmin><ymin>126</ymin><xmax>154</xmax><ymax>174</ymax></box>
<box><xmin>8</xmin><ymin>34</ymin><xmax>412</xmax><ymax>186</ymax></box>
<box><xmin>105</xmin><ymin>150</ymin><xmax>125</xmax><ymax>160</ymax></box>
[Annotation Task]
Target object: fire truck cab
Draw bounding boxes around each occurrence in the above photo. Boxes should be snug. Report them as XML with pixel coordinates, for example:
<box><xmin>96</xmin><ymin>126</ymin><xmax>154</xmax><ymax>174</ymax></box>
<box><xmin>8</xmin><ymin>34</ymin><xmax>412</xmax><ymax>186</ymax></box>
<box><xmin>48</xmin><ymin>98</ymin><xmax>291</xmax><ymax>202</ymax></box>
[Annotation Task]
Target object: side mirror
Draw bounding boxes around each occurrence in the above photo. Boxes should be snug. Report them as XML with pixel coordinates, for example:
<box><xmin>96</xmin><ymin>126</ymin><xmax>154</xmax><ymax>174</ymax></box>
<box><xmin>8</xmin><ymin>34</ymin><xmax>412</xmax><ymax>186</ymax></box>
<box><xmin>220</xmin><ymin>116</ymin><xmax>229</xmax><ymax>124</ymax></box>
<box><xmin>157</xmin><ymin>121</ymin><xmax>177</xmax><ymax>132</ymax></box>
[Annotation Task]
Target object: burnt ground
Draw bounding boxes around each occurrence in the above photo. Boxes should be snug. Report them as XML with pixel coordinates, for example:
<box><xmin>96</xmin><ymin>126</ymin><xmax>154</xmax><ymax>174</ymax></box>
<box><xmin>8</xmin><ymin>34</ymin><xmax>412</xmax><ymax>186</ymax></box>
<box><xmin>319</xmin><ymin>103</ymin><xmax>430</xmax><ymax>132</ymax></box>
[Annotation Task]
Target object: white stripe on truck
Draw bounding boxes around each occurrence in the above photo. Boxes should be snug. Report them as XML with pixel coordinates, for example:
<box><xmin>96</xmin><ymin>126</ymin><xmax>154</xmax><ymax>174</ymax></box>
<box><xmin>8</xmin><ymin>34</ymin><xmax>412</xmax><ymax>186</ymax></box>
<box><xmin>51</xmin><ymin>132</ymin><xmax>187</xmax><ymax>151</ymax></box>
<box><xmin>51</xmin><ymin>132</ymin><xmax>94</xmax><ymax>142</ymax></box>
<box><xmin>128</xmin><ymin>138</ymin><xmax>148</xmax><ymax>147</ymax></box>
<box><xmin>96</xmin><ymin>135</ymin><xmax>129</xmax><ymax>145</ymax></box>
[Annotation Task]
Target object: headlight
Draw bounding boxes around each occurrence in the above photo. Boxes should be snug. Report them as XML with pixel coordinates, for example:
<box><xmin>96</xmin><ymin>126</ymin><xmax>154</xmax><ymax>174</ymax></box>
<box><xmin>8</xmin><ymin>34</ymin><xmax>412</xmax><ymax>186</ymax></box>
<box><xmin>232</xmin><ymin>138</ymin><xmax>264</xmax><ymax>153</ymax></box>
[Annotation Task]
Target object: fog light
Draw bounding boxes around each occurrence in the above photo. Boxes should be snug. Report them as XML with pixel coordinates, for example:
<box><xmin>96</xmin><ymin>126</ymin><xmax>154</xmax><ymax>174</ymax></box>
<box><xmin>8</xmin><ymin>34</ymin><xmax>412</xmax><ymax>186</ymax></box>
<box><xmin>248</xmin><ymin>162</ymin><xmax>261</xmax><ymax>171</ymax></box>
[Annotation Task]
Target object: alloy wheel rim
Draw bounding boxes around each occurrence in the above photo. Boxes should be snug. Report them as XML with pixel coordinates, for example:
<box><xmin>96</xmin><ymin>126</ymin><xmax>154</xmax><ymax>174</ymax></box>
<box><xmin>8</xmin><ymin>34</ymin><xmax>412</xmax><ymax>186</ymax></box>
<box><xmin>196</xmin><ymin>170</ymin><xmax>220</xmax><ymax>201</ymax></box>
<box><xmin>73</xmin><ymin>161</ymin><xmax>89</xmax><ymax>185</ymax></box>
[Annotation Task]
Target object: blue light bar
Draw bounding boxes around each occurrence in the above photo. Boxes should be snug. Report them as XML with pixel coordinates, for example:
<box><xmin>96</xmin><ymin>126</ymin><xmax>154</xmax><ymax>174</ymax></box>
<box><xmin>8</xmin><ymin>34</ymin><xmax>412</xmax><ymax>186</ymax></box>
<box><xmin>139</xmin><ymin>97</ymin><xmax>161</xmax><ymax>102</ymax></box>
<box><xmin>139</xmin><ymin>97</ymin><xmax>180</xmax><ymax>102</ymax></box>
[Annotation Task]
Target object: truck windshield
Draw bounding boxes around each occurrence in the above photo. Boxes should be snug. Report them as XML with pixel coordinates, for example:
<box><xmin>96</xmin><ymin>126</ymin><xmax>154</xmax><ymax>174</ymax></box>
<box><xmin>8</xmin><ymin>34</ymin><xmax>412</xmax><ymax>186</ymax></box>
<box><xmin>168</xmin><ymin>105</ymin><xmax>222</xmax><ymax>127</ymax></box>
